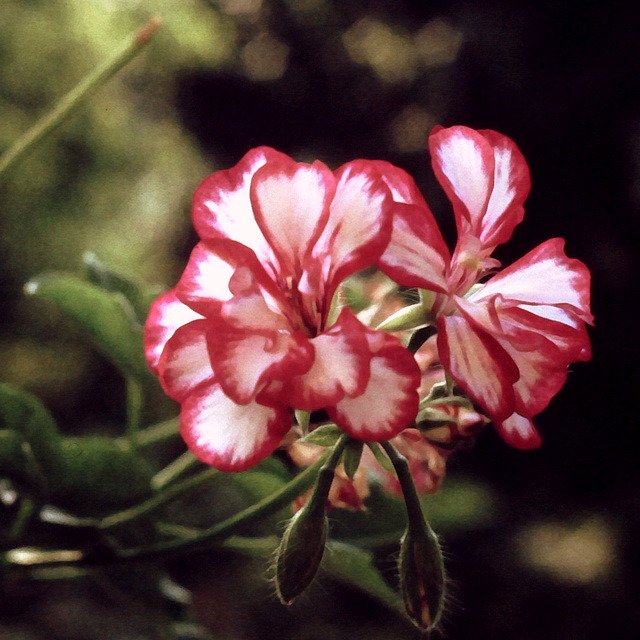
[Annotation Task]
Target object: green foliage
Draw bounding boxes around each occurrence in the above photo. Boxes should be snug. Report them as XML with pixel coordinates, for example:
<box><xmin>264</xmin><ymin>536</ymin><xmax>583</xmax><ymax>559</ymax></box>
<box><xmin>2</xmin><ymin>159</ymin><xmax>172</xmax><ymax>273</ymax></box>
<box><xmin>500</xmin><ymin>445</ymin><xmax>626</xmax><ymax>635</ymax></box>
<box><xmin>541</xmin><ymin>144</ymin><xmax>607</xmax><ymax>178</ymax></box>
<box><xmin>24</xmin><ymin>272</ymin><xmax>156</xmax><ymax>384</ymax></box>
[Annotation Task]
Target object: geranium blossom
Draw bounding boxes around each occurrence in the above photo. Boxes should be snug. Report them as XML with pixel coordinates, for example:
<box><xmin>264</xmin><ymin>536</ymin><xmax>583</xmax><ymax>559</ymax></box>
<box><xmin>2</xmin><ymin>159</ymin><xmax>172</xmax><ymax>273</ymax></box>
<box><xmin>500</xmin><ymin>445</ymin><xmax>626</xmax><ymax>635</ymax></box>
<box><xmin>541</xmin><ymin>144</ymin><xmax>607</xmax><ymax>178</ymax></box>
<box><xmin>378</xmin><ymin>125</ymin><xmax>593</xmax><ymax>448</ymax></box>
<box><xmin>145</xmin><ymin>147</ymin><xmax>421</xmax><ymax>471</ymax></box>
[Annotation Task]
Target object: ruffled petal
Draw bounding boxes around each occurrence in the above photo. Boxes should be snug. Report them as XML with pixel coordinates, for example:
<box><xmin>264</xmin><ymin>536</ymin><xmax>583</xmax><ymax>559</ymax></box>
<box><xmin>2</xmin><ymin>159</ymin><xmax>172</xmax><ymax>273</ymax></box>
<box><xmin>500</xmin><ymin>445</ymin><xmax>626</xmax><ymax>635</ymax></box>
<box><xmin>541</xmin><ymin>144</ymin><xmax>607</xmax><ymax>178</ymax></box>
<box><xmin>493</xmin><ymin>413</ymin><xmax>541</xmax><ymax>449</ymax></box>
<box><xmin>310</xmin><ymin>160</ymin><xmax>394</xmax><ymax>300</ymax></box>
<box><xmin>158</xmin><ymin>319</ymin><xmax>214</xmax><ymax>402</ymax></box>
<box><xmin>144</xmin><ymin>289</ymin><xmax>203</xmax><ymax>374</ymax></box>
<box><xmin>207</xmin><ymin>322</ymin><xmax>314</xmax><ymax>405</ymax></box>
<box><xmin>377</xmin><ymin>202</ymin><xmax>450</xmax><ymax>292</ymax></box>
<box><xmin>192</xmin><ymin>146</ymin><xmax>285</xmax><ymax>271</ymax></box>
<box><xmin>471</xmin><ymin>238</ymin><xmax>593</xmax><ymax>323</ymax></box>
<box><xmin>251</xmin><ymin>156</ymin><xmax>335</xmax><ymax>279</ymax></box>
<box><xmin>329</xmin><ymin>330</ymin><xmax>420</xmax><ymax>440</ymax></box>
<box><xmin>437</xmin><ymin>314</ymin><xmax>519</xmax><ymax>422</ymax></box>
<box><xmin>175</xmin><ymin>239</ymin><xmax>291</xmax><ymax>318</ymax></box>
<box><xmin>286</xmin><ymin>308</ymin><xmax>371</xmax><ymax>411</ymax></box>
<box><xmin>180</xmin><ymin>382</ymin><xmax>292</xmax><ymax>472</ymax></box>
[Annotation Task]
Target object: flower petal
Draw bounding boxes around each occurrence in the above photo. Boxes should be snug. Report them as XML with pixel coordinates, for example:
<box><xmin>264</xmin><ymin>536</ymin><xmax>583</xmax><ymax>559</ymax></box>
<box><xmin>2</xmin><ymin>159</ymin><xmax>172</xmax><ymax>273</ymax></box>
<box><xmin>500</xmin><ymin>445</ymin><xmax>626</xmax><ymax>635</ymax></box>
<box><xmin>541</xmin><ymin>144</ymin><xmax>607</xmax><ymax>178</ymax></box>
<box><xmin>477</xmin><ymin>129</ymin><xmax>530</xmax><ymax>249</ymax></box>
<box><xmin>207</xmin><ymin>323</ymin><xmax>313</xmax><ymax>405</ymax></box>
<box><xmin>175</xmin><ymin>239</ymin><xmax>290</xmax><ymax>317</ymax></box>
<box><xmin>377</xmin><ymin>202</ymin><xmax>450</xmax><ymax>292</ymax></box>
<box><xmin>310</xmin><ymin>160</ymin><xmax>394</xmax><ymax>298</ymax></box>
<box><xmin>437</xmin><ymin>314</ymin><xmax>519</xmax><ymax>422</ymax></box>
<box><xmin>158</xmin><ymin>319</ymin><xmax>214</xmax><ymax>402</ymax></box>
<box><xmin>286</xmin><ymin>308</ymin><xmax>371</xmax><ymax>411</ymax></box>
<box><xmin>251</xmin><ymin>156</ymin><xmax>335</xmax><ymax>279</ymax></box>
<box><xmin>329</xmin><ymin>330</ymin><xmax>420</xmax><ymax>440</ymax></box>
<box><xmin>493</xmin><ymin>413</ymin><xmax>541</xmax><ymax>449</ymax></box>
<box><xmin>192</xmin><ymin>146</ymin><xmax>285</xmax><ymax>271</ymax></box>
<box><xmin>429</xmin><ymin>125</ymin><xmax>494</xmax><ymax>236</ymax></box>
<box><xmin>181</xmin><ymin>382</ymin><xmax>292</xmax><ymax>471</ymax></box>
<box><xmin>429</xmin><ymin>126</ymin><xmax>530</xmax><ymax>251</ymax></box>
<box><xmin>144</xmin><ymin>289</ymin><xmax>203</xmax><ymax>374</ymax></box>
<box><xmin>472</xmin><ymin>238</ymin><xmax>593</xmax><ymax>323</ymax></box>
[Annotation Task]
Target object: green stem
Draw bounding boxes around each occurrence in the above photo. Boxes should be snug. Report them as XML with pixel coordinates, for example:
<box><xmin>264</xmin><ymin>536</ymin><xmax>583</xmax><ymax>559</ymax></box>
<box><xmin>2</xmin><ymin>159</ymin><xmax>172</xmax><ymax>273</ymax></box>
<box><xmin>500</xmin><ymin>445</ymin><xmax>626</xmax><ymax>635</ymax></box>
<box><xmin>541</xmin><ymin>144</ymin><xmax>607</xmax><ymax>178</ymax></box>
<box><xmin>125</xmin><ymin>377</ymin><xmax>144</xmax><ymax>447</ymax></box>
<box><xmin>380</xmin><ymin>440</ymin><xmax>428</xmax><ymax>536</ymax></box>
<box><xmin>99</xmin><ymin>466</ymin><xmax>220</xmax><ymax>531</ymax></box>
<box><xmin>119</xmin><ymin>416</ymin><xmax>180</xmax><ymax>448</ymax></box>
<box><xmin>151</xmin><ymin>450</ymin><xmax>200</xmax><ymax>491</ymax></box>
<box><xmin>0</xmin><ymin>16</ymin><xmax>162</xmax><ymax>180</ymax></box>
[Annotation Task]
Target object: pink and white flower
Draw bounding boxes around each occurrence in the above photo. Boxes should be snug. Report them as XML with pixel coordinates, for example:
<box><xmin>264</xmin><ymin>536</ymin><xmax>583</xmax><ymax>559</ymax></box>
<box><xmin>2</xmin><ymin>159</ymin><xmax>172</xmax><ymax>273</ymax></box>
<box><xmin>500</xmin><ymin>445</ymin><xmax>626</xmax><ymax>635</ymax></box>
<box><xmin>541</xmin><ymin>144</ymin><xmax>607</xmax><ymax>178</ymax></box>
<box><xmin>378</xmin><ymin>126</ymin><xmax>593</xmax><ymax>448</ymax></box>
<box><xmin>145</xmin><ymin>147</ymin><xmax>421</xmax><ymax>471</ymax></box>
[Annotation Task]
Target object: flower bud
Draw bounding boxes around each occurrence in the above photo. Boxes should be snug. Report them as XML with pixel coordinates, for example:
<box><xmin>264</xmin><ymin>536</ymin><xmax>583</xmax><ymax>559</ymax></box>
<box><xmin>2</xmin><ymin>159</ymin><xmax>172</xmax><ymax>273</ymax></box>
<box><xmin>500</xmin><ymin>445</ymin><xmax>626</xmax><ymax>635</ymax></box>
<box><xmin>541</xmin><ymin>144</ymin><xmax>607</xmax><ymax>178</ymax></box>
<box><xmin>398</xmin><ymin>524</ymin><xmax>446</xmax><ymax>631</ymax></box>
<box><xmin>274</xmin><ymin>496</ymin><xmax>328</xmax><ymax>604</ymax></box>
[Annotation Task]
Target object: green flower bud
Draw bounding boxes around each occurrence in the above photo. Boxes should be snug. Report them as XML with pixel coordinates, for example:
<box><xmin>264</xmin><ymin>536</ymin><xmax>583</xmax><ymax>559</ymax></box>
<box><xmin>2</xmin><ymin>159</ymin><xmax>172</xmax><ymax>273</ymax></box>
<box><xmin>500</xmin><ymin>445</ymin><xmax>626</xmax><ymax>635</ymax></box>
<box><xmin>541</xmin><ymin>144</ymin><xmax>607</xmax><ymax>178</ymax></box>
<box><xmin>398</xmin><ymin>523</ymin><xmax>446</xmax><ymax>631</ymax></box>
<box><xmin>274</xmin><ymin>497</ymin><xmax>328</xmax><ymax>605</ymax></box>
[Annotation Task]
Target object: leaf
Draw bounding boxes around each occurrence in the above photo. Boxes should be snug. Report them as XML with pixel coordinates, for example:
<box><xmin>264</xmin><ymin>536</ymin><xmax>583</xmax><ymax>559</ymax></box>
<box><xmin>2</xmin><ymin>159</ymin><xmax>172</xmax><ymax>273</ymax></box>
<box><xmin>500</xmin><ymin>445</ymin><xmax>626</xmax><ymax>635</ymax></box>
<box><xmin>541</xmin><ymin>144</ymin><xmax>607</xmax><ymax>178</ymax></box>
<box><xmin>342</xmin><ymin>439</ymin><xmax>363</xmax><ymax>480</ymax></box>
<box><xmin>52</xmin><ymin>437</ymin><xmax>154</xmax><ymax>515</ymax></box>
<box><xmin>0</xmin><ymin>384</ymin><xmax>63</xmax><ymax>487</ymax></box>
<box><xmin>366</xmin><ymin>441</ymin><xmax>394</xmax><ymax>473</ymax></box>
<box><xmin>83</xmin><ymin>252</ymin><xmax>162</xmax><ymax>324</ymax></box>
<box><xmin>300</xmin><ymin>423</ymin><xmax>342</xmax><ymax>447</ymax></box>
<box><xmin>322</xmin><ymin>540</ymin><xmax>403</xmax><ymax>613</ymax></box>
<box><xmin>25</xmin><ymin>272</ymin><xmax>156</xmax><ymax>383</ymax></box>
<box><xmin>0</xmin><ymin>428</ymin><xmax>28</xmax><ymax>479</ymax></box>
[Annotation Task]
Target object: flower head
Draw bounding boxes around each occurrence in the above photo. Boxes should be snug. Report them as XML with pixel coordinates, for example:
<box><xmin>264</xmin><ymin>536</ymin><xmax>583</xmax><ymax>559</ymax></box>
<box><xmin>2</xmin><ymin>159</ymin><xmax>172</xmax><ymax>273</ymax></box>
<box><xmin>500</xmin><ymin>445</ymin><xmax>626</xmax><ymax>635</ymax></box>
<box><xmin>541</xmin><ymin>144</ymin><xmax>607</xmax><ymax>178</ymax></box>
<box><xmin>378</xmin><ymin>126</ymin><xmax>593</xmax><ymax>448</ymax></box>
<box><xmin>145</xmin><ymin>147</ymin><xmax>421</xmax><ymax>471</ymax></box>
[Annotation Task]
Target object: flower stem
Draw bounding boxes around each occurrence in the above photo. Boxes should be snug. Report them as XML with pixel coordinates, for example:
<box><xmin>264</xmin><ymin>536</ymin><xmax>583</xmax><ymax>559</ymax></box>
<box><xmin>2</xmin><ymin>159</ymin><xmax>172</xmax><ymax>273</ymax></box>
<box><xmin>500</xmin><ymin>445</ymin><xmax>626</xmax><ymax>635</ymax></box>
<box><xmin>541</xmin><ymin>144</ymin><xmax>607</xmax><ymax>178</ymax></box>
<box><xmin>0</xmin><ymin>16</ymin><xmax>162</xmax><ymax>180</ymax></box>
<box><xmin>151</xmin><ymin>450</ymin><xmax>200</xmax><ymax>491</ymax></box>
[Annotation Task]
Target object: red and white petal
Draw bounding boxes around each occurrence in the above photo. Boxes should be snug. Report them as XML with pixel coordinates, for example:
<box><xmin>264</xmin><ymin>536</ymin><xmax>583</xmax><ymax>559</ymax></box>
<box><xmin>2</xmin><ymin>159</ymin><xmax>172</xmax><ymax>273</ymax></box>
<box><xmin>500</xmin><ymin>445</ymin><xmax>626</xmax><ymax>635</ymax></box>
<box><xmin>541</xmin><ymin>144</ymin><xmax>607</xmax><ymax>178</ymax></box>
<box><xmin>180</xmin><ymin>382</ymin><xmax>292</xmax><ymax>472</ymax></box>
<box><xmin>472</xmin><ymin>238</ymin><xmax>593</xmax><ymax>323</ymax></box>
<box><xmin>429</xmin><ymin>125</ymin><xmax>494</xmax><ymax>237</ymax></box>
<box><xmin>329</xmin><ymin>331</ymin><xmax>421</xmax><ymax>441</ymax></box>
<box><xmin>477</xmin><ymin>129</ymin><xmax>530</xmax><ymax>249</ymax></box>
<box><xmin>310</xmin><ymin>160</ymin><xmax>393</xmax><ymax>296</ymax></box>
<box><xmin>287</xmin><ymin>308</ymin><xmax>371</xmax><ymax>411</ymax></box>
<box><xmin>207</xmin><ymin>325</ymin><xmax>314</xmax><ymax>405</ymax></box>
<box><xmin>370</xmin><ymin>160</ymin><xmax>431</xmax><ymax>208</ymax></box>
<box><xmin>192</xmin><ymin>146</ymin><xmax>285</xmax><ymax>269</ymax></box>
<box><xmin>158</xmin><ymin>319</ymin><xmax>214</xmax><ymax>402</ymax></box>
<box><xmin>378</xmin><ymin>202</ymin><xmax>450</xmax><ymax>292</ymax></box>
<box><xmin>251</xmin><ymin>157</ymin><xmax>335</xmax><ymax>278</ymax></box>
<box><xmin>493</xmin><ymin>412</ymin><xmax>541</xmax><ymax>449</ymax></box>
<box><xmin>144</xmin><ymin>289</ymin><xmax>203</xmax><ymax>374</ymax></box>
<box><xmin>437</xmin><ymin>314</ymin><xmax>519</xmax><ymax>422</ymax></box>
<box><xmin>175</xmin><ymin>239</ymin><xmax>291</xmax><ymax>318</ymax></box>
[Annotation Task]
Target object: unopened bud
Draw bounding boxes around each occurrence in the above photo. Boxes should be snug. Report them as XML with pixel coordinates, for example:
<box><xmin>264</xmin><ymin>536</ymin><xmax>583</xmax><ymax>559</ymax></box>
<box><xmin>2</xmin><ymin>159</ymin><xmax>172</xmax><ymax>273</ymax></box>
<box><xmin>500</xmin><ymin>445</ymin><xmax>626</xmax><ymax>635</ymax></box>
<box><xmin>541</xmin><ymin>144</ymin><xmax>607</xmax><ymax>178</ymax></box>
<box><xmin>275</xmin><ymin>496</ymin><xmax>328</xmax><ymax>604</ymax></box>
<box><xmin>398</xmin><ymin>524</ymin><xmax>446</xmax><ymax>631</ymax></box>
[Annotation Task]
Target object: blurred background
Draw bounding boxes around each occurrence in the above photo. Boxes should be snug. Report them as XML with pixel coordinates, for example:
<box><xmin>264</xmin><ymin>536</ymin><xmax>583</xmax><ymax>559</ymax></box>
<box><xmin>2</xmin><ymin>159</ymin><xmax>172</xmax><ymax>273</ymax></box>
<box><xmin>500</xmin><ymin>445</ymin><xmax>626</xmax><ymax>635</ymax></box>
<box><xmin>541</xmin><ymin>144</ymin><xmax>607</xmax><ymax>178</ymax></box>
<box><xmin>1</xmin><ymin>0</ymin><xmax>638</xmax><ymax>638</ymax></box>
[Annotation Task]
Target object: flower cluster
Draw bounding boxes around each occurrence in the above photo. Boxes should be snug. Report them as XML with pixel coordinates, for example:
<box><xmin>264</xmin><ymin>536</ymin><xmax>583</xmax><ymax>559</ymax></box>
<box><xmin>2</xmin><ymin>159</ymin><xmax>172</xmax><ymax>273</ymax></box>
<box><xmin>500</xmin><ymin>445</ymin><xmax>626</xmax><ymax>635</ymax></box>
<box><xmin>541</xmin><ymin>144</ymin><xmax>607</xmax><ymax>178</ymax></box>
<box><xmin>144</xmin><ymin>147</ymin><xmax>420</xmax><ymax>471</ymax></box>
<box><xmin>145</xmin><ymin>126</ymin><xmax>592</xmax><ymax>483</ymax></box>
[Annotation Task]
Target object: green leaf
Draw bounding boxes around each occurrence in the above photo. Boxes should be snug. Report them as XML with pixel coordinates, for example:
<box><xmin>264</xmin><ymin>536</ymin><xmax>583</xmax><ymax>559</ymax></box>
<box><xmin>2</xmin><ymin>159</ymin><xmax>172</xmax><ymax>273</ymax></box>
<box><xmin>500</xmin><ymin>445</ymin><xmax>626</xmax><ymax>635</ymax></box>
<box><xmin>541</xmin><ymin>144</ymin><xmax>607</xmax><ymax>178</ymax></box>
<box><xmin>0</xmin><ymin>428</ymin><xmax>28</xmax><ymax>479</ymax></box>
<box><xmin>25</xmin><ymin>272</ymin><xmax>156</xmax><ymax>383</ymax></box>
<box><xmin>0</xmin><ymin>384</ymin><xmax>63</xmax><ymax>487</ymax></box>
<box><xmin>52</xmin><ymin>436</ymin><xmax>154</xmax><ymax>515</ymax></box>
<box><xmin>342</xmin><ymin>439</ymin><xmax>363</xmax><ymax>480</ymax></box>
<box><xmin>300</xmin><ymin>423</ymin><xmax>342</xmax><ymax>447</ymax></box>
<box><xmin>366</xmin><ymin>441</ymin><xmax>394</xmax><ymax>473</ymax></box>
<box><xmin>322</xmin><ymin>540</ymin><xmax>403</xmax><ymax>613</ymax></box>
<box><xmin>83</xmin><ymin>252</ymin><xmax>162</xmax><ymax>324</ymax></box>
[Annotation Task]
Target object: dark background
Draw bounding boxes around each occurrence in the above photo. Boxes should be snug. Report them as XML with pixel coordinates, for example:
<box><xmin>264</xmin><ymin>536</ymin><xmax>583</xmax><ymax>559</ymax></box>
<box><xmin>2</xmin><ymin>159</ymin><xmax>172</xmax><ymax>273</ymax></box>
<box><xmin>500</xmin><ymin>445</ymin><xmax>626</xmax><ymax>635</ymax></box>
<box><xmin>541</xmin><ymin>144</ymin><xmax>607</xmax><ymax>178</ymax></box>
<box><xmin>1</xmin><ymin>0</ymin><xmax>639</xmax><ymax>638</ymax></box>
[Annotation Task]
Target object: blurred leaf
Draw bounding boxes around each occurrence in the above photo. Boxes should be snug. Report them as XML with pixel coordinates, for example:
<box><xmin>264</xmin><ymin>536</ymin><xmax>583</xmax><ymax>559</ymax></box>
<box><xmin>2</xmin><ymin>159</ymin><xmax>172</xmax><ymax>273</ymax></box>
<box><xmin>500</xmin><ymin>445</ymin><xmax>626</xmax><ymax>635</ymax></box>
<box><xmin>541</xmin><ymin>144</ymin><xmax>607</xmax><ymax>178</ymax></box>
<box><xmin>25</xmin><ymin>272</ymin><xmax>156</xmax><ymax>383</ymax></box>
<box><xmin>83</xmin><ymin>252</ymin><xmax>162</xmax><ymax>323</ymax></box>
<box><xmin>0</xmin><ymin>383</ymin><xmax>62</xmax><ymax>487</ymax></box>
<box><xmin>322</xmin><ymin>540</ymin><xmax>403</xmax><ymax>613</ymax></box>
<box><xmin>52</xmin><ymin>436</ymin><xmax>154</xmax><ymax>515</ymax></box>
<box><xmin>0</xmin><ymin>428</ymin><xmax>28</xmax><ymax>479</ymax></box>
